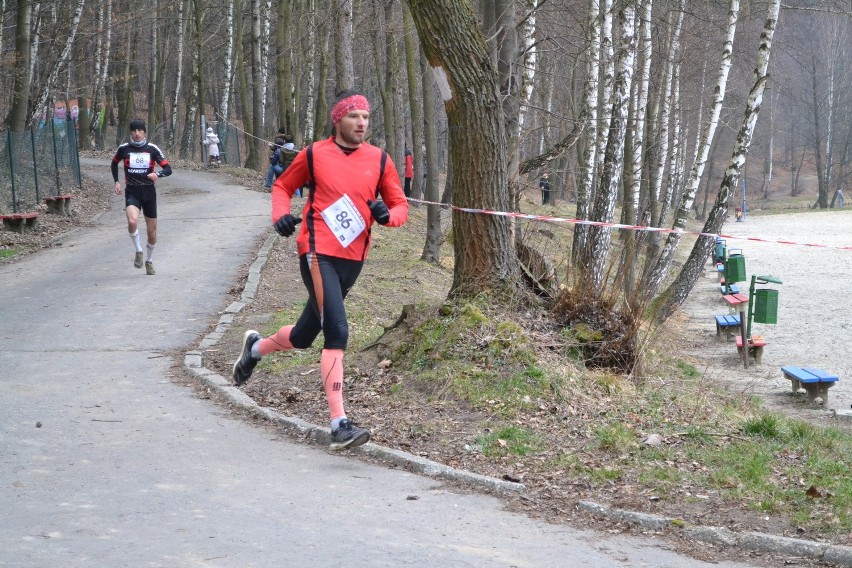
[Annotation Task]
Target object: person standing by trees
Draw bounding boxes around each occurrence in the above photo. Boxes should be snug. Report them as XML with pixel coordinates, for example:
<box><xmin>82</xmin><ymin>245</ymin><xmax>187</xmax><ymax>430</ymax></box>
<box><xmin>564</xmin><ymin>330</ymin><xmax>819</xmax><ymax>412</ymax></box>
<box><xmin>111</xmin><ymin>119</ymin><xmax>172</xmax><ymax>276</ymax></box>
<box><xmin>202</xmin><ymin>127</ymin><xmax>220</xmax><ymax>167</ymax></box>
<box><xmin>539</xmin><ymin>172</ymin><xmax>551</xmax><ymax>205</ymax></box>
<box><xmin>231</xmin><ymin>90</ymin><xmax>409</xmax><ymax>450</ymax></box>
<box><xmin>404</xmin><ymin>146</ymin><xmax>414</xmax><ymax>198</ymax></box>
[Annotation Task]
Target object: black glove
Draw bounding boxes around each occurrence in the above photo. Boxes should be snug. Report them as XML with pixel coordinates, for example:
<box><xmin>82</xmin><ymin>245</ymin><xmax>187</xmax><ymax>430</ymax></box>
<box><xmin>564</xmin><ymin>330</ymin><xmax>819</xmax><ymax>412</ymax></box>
<box><xmin>273</xmin><ymin>214</ymin><xmax>301</xmax><ymax>237</ymax></box>
<box><xmin>367</xmin><ymin>199</ymin><xmax>390</xmax><ymax>225</ymax></box>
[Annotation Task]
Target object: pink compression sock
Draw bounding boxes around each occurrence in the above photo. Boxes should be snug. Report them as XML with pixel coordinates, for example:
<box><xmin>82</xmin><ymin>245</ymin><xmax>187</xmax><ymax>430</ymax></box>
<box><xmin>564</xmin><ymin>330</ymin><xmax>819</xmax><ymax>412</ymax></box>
<box><xmin>321</xmin><ymin>349</ymin><xmax>346</xmax><ymax>421</ymax></box>
<box><xmin>258</xmin><ymin>325</ymin><xmax>294</xmax><ymax>356</ymax></box>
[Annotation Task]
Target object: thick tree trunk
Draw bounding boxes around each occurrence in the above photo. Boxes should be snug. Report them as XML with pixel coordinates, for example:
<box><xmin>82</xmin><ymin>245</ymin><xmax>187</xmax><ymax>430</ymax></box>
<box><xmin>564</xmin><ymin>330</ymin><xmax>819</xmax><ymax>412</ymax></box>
<box><xmin>8</xmin><ymin>0</ymin><xmax>32</xmax><ymax>131</ymax></box>
<box><xmin>659</xmin><ymin>0</ymin><xmax>780</xmax><ymax>321</ymax></box>
<box><xmin>408</xmin><ymin>0</ymin><xmax>521</xmax><ymax>300</ymax></box>
<box><xmin>335</xmin><ymin>0</ymin><xmax>354</xmax><ymax>91</ymax></box>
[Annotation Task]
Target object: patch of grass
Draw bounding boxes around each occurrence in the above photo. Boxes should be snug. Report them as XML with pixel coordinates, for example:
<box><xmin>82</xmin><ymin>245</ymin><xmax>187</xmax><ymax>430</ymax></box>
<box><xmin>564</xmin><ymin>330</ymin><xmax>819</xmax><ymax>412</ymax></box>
<box><xmin>476</xmin><ymin>425</ymin><xmax>544</xmax><ymax>457</ymax></box>
<box><xmin>0</xmin><ymin>247</ymin><xmax>18</xmax><ymax>260</ymax></box>
<box><xmin>594</xmin><ymin>422</ymin><xmax>638</xmax><ymax>453</ymax></box>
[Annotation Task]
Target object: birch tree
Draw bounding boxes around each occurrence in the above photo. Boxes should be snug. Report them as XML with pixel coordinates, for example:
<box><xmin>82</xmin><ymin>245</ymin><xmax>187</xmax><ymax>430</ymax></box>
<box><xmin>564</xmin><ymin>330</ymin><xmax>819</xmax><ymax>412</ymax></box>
<box><xmin>572</xmin><ymin>0</ymin><xmax>602</xmax><ymax>264</ymax></box>
<box><xmin>220</xmin><ymin>0</ymin><xmax>235</xmax><ymax>123</ymax></box>
<box><xmin>581</xmin><ymin>0</ymin><xmax>636</xmax><ymax>292</ymax></box>
<box><xmin>169</xmin><ymin>0</ymin><xmax>187</xmax><ymax>147</ymax></box>
<box><xmin>30</xmin><ymin>0</ymin><xmax>86</xmax><ymax>126</ymax></box>
<box><xmin>642</xmin><ymin>0</ymin><xmax>740</xmax><ymax>298</ymax></box>
<box><xmin>660</xmin><ymin>0</ymin><xmax>781</xmax><ymax>320</ymax></box>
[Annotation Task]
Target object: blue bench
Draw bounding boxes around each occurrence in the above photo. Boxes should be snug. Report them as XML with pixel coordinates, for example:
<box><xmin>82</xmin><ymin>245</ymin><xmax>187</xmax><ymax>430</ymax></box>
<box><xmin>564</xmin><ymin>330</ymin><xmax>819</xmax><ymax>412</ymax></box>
<box><xmin>714</xmin><ymin>314</ymin><xmax>740</xmax><ymax>340</ymax></box>
<box><xmin>780</xmin><ymin>366</ymin><xmax>839</xmax><ymax>405</ymax></box>
<box><xmin>720</xmin><ymin>283</ymin><xmax>740</xmax><ymax>295</ymax></box>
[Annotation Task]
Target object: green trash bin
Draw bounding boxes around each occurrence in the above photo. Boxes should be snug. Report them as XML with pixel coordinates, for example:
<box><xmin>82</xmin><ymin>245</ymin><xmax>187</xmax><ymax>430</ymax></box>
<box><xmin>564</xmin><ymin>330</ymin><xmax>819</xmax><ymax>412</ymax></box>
<box><xmin>753</xmin><ymin>288</ymin><xmax>779</xmax><ymax>324</ymax></box>
<box><xmin>725</xmin><ymin>254</ymin><xmax>746</xmax><ymax>284</ymax></box>
<box><xmin>714</xmin><ymin>239</ymin><xmax>727</xmax><ymax>263</ymax></box>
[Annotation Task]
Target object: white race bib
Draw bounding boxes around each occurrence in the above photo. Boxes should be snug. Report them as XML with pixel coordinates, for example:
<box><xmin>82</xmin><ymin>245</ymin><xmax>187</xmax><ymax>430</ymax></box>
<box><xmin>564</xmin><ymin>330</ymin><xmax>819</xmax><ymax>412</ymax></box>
<box><xmin>128</xmin><ymin>152</ymin><xmax>151</xmax><ymax>171</ymax></box>
<box><xmin>320</xmin><ymin>194</ymin><xmax>366</xmax><ymax>248</ymax></box>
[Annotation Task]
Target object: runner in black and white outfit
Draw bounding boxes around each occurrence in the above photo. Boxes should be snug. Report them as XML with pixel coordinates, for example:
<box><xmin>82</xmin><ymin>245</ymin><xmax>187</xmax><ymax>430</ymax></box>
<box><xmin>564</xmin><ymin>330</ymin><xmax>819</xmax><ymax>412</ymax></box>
<box><xmin>111</xmin><ymin>119</ymin><xmax>172</xmax><ymax>275</ymax></box>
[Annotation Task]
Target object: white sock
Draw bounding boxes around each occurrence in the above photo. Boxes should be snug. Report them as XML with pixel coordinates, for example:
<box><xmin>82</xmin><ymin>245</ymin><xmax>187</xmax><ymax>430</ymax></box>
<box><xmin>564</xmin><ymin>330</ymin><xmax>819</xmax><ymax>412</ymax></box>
<box><xmin>130</xmin><ymin>231</ymin><xmax>142</xmax><ymax>252</ymax></box>
<box><xmin>145</xmin><ymin>243</ymin><xmax>155</xmax><ymax>262</ymax></box>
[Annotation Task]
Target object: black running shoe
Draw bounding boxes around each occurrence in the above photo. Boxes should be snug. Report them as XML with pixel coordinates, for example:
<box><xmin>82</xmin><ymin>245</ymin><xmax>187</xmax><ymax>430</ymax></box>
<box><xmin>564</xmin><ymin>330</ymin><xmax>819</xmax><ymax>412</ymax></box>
<box><xmin>233</xmin><ymin>330</ymin><xmax>261</xmax><ymax>386</ymax></box>
<box><xmin>330</xmin><ymin>419</ymin><xmax>371</xmax><ymax>451</ymax></box>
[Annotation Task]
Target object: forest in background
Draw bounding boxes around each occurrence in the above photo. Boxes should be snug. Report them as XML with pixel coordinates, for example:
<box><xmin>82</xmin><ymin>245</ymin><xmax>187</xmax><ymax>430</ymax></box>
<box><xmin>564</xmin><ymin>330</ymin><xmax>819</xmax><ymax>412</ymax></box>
<box><xmin>1</xmin><ymin>0</ymin><xmax>850</xmax><ymax>365</ymax></box>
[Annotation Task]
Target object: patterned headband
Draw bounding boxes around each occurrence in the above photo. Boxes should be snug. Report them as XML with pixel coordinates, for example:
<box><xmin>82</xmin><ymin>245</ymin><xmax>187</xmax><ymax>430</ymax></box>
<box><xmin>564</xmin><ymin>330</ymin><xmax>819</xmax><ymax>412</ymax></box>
<box><xmin>331</xmin><ymin>95</ymin><xmax>370</xmax><ymax>125</ymax></box>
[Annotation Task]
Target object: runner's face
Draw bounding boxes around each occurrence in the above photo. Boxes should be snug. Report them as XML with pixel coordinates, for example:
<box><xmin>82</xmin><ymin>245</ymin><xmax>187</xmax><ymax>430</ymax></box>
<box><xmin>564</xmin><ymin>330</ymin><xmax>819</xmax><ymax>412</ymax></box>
<box><xmin>335</xmin><ymin>110</ymin><xmax>369</xmax><ymax>147</ymax></box>
<box><xmin>130</xmin><ymin>128</ymin><xmax>145</xmax><ymax>142</ymax></box>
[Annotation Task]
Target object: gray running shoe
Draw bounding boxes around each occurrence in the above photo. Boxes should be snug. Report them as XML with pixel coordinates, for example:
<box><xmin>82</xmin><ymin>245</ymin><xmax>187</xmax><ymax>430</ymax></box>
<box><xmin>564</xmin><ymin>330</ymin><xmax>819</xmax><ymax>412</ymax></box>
<box><xmin>145</xmin><ymin>261</ymin><xmax>155</xmax><ymax>275</ymax></box>
<box><xmin>233</xmin><ymin>330</ymin><xmax>261</xmax><ymax>386</ymax></box>
<box><xmin>330</xmin><ymin>419</ymin><xmax>371</xmax><ymax>451</ymax></box>
<box><xmin>134</xmin><ymin>251</ymin><xmax>144</xmax><ymax>268</ymax></box>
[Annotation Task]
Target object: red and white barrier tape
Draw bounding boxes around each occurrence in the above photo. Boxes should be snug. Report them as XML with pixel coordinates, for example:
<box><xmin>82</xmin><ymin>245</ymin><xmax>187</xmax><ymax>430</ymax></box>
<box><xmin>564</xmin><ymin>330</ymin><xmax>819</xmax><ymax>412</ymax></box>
<box><xmin>407</xmin><ymin>197</ymin><xmax>852</xmax><ymax>252</ymax></box>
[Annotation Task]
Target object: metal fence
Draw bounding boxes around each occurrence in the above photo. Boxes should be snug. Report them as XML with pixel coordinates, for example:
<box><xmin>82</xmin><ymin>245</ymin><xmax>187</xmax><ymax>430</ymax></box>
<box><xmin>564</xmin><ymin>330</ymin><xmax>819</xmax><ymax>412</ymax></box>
<box><xmin>0</xmin><ymin>119</ymin><xmax>81</xmax><ymax>214</ymax></box>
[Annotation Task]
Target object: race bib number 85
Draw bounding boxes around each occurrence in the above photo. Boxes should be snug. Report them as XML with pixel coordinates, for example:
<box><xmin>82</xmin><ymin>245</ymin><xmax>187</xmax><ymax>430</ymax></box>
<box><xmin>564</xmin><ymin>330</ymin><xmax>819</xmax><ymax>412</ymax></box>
<box><xmin>321</xmin><ymin>194</ymin><xmax>366</xmax><ymax>248</ymax></box>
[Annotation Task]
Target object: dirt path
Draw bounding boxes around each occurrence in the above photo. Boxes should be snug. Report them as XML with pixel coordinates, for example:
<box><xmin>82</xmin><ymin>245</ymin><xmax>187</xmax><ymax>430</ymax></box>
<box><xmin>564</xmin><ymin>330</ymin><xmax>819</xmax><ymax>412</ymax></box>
<box><xmin>679</xmin><ymin>207</ymin><xmax>852</xmax><ymax>425</ymax></box>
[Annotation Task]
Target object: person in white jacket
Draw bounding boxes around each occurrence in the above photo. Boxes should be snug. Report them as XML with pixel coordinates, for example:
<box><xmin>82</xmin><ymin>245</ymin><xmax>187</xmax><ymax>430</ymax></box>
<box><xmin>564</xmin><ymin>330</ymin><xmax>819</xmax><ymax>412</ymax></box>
<box><xmin>202</xmin><ymin>127</ymin><xmax>221</xmax><ymax>166</ymax></box>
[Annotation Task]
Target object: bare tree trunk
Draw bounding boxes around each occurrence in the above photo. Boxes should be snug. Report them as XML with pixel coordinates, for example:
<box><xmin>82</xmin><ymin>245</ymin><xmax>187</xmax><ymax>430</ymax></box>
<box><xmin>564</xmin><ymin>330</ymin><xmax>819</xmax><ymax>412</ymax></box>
<box><xmin>260</xmin><ymin>0</ymin><xmax>272</xmax><ymax>128</ymax></box>
<box><xmin>518</xmin><ymin>0</ymin><xmax>538</xmax><ymax>133</ymax></box>
<box><xmin>659</xmin><ymin>0</ymin><xmax>780</xmax><ymax>321</ymax></box>
<box><xmin>170</xmin><ymin>0</ymin><xmax>187</xmax><ymax>147</ymax></box>
<box><xmin>312</xmin><ymin>30</ymin><xmax>330</xmax><ymax>141</ymax></box>
<box><xmin>275</xmin><ymin>1</ymin><xmax>292</xmax><ymax>135</ymax></box>
<box><xmin>811</xmin><ymin>56</ymin><xmax>827</xmax><ymax>208</ymax></box>
<box><xmin>220</xmin><ymin>0</ymin><xmax>236</xmax><ymax>123</ymax></box>
<box><xmin>582</xmin><ymin>1</ymin><xmax>636</xmax><ymax>293</ymax></box>
<box><xmin>572</xmin><ymin>0</ymin><xmax>602</xmax><ymax>265</ymax></box>
<box><xmin>115</xmin><ymin>29</ymin><xmax>137</xmax><ymax>145</ymax></box>
<box><xmin>642</xmin><ymin>0</ymin><xmax>739</xmax><ymax>298</ymax></box>
<box><xmin>646</xmin><ymin>2</ymin><xmax>683</xmax><ymax>230</ymax></box>
<box><xmin>246</xmin><ymin>0</ymin><xmax>264</xmax><ymax>169</ymax></box>
<box><xmin>8</xmin><ymin>0</ymin><xmax>32</xmax><ymax>131</ymax></box>
<box><xmin>92</xmin><ymin>0</ymin><xmax>112</xmax><ymax>149</ymax></box>
<box><xmin>335</xmin><ymin>0</ymin><xmax>354</xmax><ymax>91</ymax></box>
<box><xmin>593</xmin><ymin>0</ymin><xmax>614</xmax><ymax>191</ymax></box>
<box><xmin>180</xmin><ymin>0</ymin><xmax>204</xmax><ymax>160</ymax></box>
<box><xmin>420</xmin><ymin>49</ymin><xmax>441</xmax><ymax>264</ymax></box>
<box><xmin>622</xmin><ymin>0</ymin><xmax>651</xmax><ymax>227</ymax></box>
<box><xmin>402</xmin><ymin>3</ymin><xmax>424</xmax><ymax>199</ymax></box>
<box><xmin>408</xmin><ymin>0</ymin><xmax>522</xmax><ymax>300</ymax></box>
<box><xmin>30</xmin><ymin>0</ymin><xmax>86</xmax><ymax>126</ymax></box>
<box><xmin>302</xmin><ymin>0</ymin><xmax>318</xmax><ymax>142</ymax></box>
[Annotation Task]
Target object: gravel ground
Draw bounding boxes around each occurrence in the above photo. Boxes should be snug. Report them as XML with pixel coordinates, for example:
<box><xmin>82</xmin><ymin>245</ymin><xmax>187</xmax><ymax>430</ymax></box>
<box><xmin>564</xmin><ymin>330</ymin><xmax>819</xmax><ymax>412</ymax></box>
<box><xmin>680</xmin><ymin>208</ymin><xmax>852</xmax><ymax>426</ymax></box>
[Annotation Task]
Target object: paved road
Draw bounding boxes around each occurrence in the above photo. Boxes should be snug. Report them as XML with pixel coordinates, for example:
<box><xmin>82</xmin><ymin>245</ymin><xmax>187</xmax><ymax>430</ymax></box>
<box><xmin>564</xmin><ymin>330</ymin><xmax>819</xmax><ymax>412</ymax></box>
<box><xmin>1</xmin><ymin>158</ymin><xmax>755</xmax><ymax>567</ymax></box>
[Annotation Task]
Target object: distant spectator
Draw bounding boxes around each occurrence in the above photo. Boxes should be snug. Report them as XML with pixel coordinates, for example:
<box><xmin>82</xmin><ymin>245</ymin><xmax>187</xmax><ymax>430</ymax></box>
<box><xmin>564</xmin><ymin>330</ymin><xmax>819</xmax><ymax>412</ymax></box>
<box><xmin>539</xmin><ymin>173</ymin><xmax>551</xmax><ymax>205</ymax></box>
<box><xmin>403</xmin><ymin>146</ymin><xmax>413</xmax><ymax>198</ymax></box>
<box><xmin>836</xmin><ymin>188</ymin><xmax>844</xmax><ymax>208</ymax></box>
<box><xmin>202</xmin><ymin>127</ymin><xmax>220</xmax><ymax>167</ymax></box>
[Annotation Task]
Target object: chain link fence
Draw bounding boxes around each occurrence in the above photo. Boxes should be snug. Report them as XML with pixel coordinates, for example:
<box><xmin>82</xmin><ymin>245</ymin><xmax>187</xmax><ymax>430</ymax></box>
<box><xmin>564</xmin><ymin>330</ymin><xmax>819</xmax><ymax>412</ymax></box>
<box><xmin>0</xmin><ymin>119</ymin><xmax>81</xmax><ymax>214</ymax></box>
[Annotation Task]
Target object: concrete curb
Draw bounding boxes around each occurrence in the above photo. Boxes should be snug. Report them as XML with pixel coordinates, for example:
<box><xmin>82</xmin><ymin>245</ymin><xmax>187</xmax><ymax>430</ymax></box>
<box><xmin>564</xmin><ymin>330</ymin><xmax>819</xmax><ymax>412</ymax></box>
<box><xmin>185</xmin><ymin>232</ymin><xmax>852</xmax><ymax>567</ymax></box>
